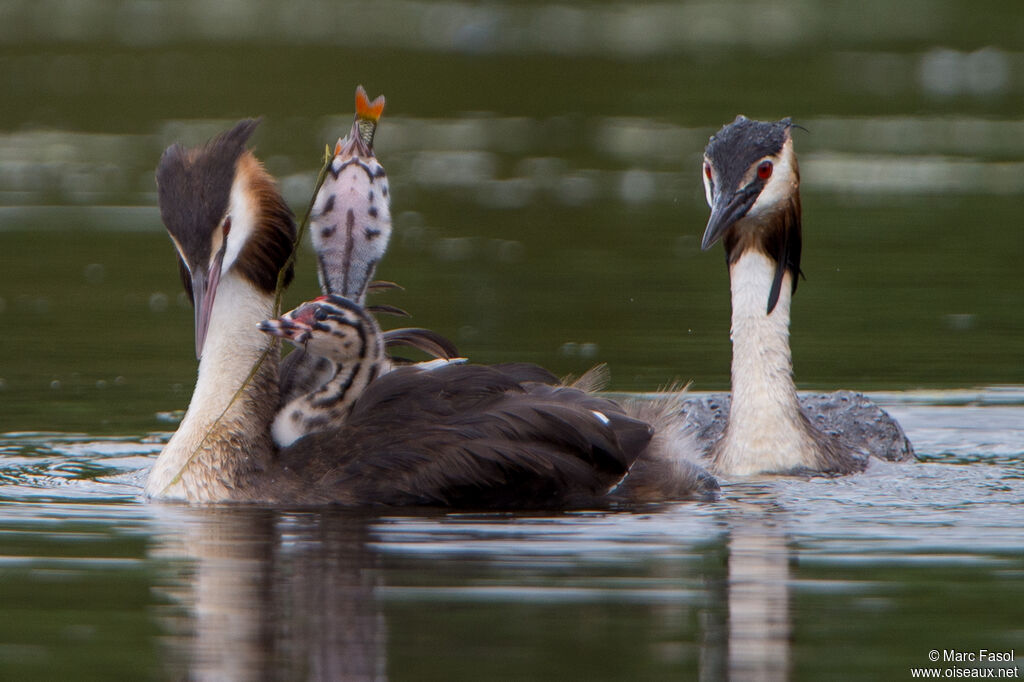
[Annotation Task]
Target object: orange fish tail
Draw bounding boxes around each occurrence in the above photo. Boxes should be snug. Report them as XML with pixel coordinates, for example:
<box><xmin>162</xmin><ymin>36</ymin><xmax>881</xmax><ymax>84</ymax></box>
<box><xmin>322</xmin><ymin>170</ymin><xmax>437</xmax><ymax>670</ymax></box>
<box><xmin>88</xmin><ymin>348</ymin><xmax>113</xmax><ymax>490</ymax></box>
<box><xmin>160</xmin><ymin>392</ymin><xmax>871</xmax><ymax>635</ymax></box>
<box><xmin>354</xmin><ymin>85</ymin><xmax>385</xmax><ymax>122</ymax></box>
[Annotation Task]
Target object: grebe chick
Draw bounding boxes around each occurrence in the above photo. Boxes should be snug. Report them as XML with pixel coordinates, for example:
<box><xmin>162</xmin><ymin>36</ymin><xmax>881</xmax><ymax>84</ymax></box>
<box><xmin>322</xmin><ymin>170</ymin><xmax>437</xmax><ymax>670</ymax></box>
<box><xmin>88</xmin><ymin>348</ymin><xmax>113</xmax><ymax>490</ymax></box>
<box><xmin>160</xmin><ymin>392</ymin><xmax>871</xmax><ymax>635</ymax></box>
<box><xmin>280</xmin><ymin>86</ymin><xmax>392</xmax><ymax>407</ymax></box>
<box><xmin>260</xmin><ymin>294</ymin><xmax>461</xmax><ymax>447</ymax></box>
<box><xmin>694</xmin><ymin>115</ymin><xmax>914</xmax><ymax>476</ymax></box>
<box><xmin>147</xmin><ymin>119</ymin><xmax>717</xmax><ymax>506</ymax></box>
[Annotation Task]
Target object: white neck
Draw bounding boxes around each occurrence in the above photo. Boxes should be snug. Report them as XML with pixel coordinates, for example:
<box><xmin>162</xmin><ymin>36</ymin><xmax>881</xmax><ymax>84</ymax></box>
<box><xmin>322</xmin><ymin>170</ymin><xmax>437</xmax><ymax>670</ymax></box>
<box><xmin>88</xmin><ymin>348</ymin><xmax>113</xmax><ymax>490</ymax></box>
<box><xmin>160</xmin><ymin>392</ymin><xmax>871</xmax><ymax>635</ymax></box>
<box><xmin>713</xmin><ymin>251</ymin><xmax>819</xmax><ymax>475</ymax></box>
<box><xmin>146</xmin><ymin>273</ymin><xmax>278</xmax><ymax>501</ymax></box>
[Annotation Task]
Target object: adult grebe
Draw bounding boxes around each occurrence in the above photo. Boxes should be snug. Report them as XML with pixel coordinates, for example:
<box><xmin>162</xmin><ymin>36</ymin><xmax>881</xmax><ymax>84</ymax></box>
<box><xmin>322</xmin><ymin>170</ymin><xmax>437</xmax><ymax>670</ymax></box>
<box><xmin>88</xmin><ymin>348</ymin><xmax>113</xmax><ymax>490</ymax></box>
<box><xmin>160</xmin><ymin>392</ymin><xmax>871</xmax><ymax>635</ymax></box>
<box><xmin>145</xmin><ymin>119</ymin><xmax>716</xmax><ymax>505</ymax></box>
<box><xmin>690</xmin><ymin>115</ymin><xmax>914</xmax><ymax>476</ymax></box>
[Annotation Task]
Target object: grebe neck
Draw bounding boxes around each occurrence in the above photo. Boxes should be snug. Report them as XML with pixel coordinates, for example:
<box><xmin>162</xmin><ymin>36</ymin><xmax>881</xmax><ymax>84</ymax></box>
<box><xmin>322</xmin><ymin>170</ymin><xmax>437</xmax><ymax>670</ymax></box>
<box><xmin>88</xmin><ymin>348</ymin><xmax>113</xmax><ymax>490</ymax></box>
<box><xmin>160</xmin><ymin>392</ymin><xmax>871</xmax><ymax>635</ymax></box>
<box><xmin>146</xmin><ymin>273</ymin><xmax>279</xmax><ymax>501</ymax></box>
<box><xmin>712</xmin><ymin>251</ymin><xmax>819</xmax><ymax>475</ymax></box>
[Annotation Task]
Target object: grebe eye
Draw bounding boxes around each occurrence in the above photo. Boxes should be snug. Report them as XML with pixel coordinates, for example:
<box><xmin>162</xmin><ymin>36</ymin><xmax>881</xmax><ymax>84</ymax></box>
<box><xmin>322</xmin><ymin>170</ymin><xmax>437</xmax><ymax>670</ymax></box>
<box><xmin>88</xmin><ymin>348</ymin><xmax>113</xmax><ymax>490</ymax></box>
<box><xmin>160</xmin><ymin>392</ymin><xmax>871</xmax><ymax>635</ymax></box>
<box><xmin>757</xmin><ymin>160</ymin><xmax>773</xmax><ymax>180</ymax></box>
<box><xmin>223</xmin><ymin>216</ymin><xmax>232</xmax><ymax>237</ymax></box>
<box><xmin>704</xmin><ymin>163</ymin><xmax>712</xmax><ymax>181</ymax></box>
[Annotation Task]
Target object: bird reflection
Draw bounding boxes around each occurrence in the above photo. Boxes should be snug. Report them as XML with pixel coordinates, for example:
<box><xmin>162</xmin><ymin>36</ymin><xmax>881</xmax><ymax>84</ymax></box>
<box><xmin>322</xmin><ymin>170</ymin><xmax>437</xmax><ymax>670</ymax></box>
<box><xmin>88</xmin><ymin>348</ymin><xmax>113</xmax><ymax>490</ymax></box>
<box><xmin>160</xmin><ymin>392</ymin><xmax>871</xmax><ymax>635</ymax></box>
<box><xmin>147</xmin><ymin>502</ymin><xmax>794</xmax><ymax>681</ymax></box>
<box><xmin>721</xmin><ymin>502</ymin><xmax>792</xmax><ymax>682</ymax></box>
<box><xmin>149</xmin><ymin>506</ymin><xmax>386</xmax><ymax>681</ymax></box>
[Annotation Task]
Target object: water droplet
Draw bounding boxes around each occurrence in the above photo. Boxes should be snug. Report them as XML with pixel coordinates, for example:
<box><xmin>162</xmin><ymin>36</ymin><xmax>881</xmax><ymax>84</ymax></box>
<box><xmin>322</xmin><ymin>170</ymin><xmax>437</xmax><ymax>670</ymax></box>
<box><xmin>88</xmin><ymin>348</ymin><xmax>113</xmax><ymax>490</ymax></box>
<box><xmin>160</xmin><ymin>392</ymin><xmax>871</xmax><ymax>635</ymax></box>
<box><xmin>95</xmin><ymin>379</ymin><xmax>108</xmax><ymax>389</ymax></box>
<box><xmin>50</xmin><ymin>379</ymin><xmax>61</xmax><ymax>390</ymax></box>
<box><xmin>114</xmin><ymin>376</ymin><xmax>126</xmax><ymax>386</ymax></box>
<box><xmin>579</xmin><ymin>342</ymin><xmax>599</xmax><ymax>359</ymax></box>
<box><xmin>559</xmin><ymin>342</ymin><xmax>579</xmax><ymax>357</ymax></box>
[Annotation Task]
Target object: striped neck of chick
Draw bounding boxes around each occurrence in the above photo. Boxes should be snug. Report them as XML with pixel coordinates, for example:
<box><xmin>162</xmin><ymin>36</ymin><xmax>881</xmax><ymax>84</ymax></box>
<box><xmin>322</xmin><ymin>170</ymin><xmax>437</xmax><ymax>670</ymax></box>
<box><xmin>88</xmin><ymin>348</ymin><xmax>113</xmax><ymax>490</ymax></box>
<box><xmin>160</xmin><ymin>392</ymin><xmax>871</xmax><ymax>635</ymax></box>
<box><xmin>147</xmin><ymin>119</ymin><xmax>296</xmax><ymax>500</ymax></box>
<box><xmin>263</xmin><ymin>294</ymin><xmax>462</xmax><ymax>447</ymax></box>
<box><xmin>261</xmin><ymin>295</ymin><xmax>385</xmax><ymax>447</ymax></box>
<box><xmin>701</xmin><ymin>116</ymin><xmax>852</xmax><ymax>476</ymax></box>
<box><xmin>311</xmin><ymin>86</ymin><xmax>390</xmax><ymax>303</ymax></box>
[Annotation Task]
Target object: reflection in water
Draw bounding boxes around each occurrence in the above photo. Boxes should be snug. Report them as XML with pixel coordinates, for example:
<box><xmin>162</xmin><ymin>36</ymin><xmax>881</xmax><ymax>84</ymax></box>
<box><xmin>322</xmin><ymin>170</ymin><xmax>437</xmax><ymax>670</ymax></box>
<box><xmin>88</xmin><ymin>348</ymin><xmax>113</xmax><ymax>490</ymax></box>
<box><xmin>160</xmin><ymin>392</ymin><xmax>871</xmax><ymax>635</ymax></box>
<box><xmin>147</xmin><ymin>501</ymin><xmax>799</xmax><ymax>681</ymax></box>
<box><xmin>150</xmin><ymin>507</ymin><xmax>385</xmax><ymax>681</ymax></box>
<box><xmin>724</xmin><ymin>507</ymin><xmax>791</xmax><ymax>682</ymax></box>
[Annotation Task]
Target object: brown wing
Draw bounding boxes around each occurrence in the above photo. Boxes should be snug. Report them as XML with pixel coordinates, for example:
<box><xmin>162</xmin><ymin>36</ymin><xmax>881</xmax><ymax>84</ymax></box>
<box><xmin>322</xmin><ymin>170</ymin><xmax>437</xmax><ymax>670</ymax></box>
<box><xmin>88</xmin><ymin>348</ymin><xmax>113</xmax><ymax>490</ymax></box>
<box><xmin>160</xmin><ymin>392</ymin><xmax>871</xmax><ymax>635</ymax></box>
<box><xmin>279</xmin><ymin>363</ymin><xmax>652</xmax><ymax>509</ymax></box>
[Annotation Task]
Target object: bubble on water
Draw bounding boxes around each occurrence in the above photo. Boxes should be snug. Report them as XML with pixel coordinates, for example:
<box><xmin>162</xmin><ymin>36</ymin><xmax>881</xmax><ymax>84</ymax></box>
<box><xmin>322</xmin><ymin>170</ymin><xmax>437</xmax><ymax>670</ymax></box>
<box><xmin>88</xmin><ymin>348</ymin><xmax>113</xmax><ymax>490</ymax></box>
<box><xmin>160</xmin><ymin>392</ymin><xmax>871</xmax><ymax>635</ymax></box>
<box><xmin>49</xmin><ymin>379</ymin><xmax>61</xmax><ymax>390</ymax></box>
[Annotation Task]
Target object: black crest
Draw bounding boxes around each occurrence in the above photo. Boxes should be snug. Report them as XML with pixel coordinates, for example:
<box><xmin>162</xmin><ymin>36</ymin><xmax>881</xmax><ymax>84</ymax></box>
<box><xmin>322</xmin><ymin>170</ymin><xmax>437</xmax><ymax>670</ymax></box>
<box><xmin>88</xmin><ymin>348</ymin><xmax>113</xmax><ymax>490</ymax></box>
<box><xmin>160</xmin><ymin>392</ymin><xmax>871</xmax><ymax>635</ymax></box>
<box><xmin>155</xmin><ymin>119</ymin><xmax>260</xmax><ymax>268</ymax></box>
<box><xmin>706</xmin><ymin>116</ymin><xmax>801</xmax><ymax>314</ymax></box>
<box><xmin>705</xmin><ymin>115</ymin><xmax>791</xmax><ymax>206</ymax></box>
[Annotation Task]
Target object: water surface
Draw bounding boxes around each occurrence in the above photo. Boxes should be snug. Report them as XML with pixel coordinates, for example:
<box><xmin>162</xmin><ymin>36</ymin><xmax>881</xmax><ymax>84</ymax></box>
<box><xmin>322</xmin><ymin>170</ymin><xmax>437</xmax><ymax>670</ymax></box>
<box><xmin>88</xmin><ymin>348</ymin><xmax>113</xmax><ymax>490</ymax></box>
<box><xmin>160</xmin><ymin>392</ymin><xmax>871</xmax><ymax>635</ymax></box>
<box><xmin>0</xmin><ymin>0</ymin><xmax>1022</xmax><ymax>679</ymax></box>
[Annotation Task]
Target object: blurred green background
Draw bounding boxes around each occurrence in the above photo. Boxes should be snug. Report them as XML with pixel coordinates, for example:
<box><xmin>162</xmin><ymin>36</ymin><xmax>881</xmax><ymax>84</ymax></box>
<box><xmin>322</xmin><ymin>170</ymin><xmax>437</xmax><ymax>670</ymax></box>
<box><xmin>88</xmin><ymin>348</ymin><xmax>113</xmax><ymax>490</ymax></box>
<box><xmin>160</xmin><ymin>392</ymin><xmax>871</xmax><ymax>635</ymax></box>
<box><xmin>1</xmin><ymin>0</ymin><xmax>1022</xmax><ymax>433</ymax></box>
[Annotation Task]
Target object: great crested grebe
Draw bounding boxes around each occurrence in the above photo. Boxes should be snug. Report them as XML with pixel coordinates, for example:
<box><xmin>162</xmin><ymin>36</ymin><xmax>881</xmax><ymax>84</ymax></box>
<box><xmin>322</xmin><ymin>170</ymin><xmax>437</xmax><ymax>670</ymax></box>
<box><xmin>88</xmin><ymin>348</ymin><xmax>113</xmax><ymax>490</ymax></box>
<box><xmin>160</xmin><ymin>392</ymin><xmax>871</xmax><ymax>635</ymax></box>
<box><xmin>691</xmin><ymin>115</ymin><xmax>914</xmax><ymax>476</ymax></box>
<box><xmin>260</xmin><ymin>294</ymin><xmax>459</xmax><ymax>447</ymax></box>
<box><xmin>146</xmin><ymin>119</ymin><xmax>717</xmax><ymax>505</ymax></box>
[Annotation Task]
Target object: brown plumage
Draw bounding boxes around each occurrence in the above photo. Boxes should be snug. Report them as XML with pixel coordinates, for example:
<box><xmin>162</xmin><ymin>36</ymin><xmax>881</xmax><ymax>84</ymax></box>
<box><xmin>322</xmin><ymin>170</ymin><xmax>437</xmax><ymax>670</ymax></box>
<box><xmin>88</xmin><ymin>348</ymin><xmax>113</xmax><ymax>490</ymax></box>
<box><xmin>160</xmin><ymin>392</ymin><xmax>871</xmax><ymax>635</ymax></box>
<box><xmin>273</xmin><ymin>363</ymin><xmax>655</xmax><ymax>508</ymax></box>
<box><xmin>148</xmin><ymin>119</ymin><xmax>719</xmax><ymax>506</ymax></box>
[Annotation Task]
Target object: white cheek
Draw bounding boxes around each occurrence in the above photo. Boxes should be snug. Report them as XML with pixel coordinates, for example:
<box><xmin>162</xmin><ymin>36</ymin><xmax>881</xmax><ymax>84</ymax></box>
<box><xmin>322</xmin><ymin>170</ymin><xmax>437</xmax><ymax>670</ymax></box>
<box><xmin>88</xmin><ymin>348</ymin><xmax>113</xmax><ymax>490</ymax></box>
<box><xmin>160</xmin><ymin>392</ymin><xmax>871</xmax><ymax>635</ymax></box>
<box><xmin>747</xmin><ymin>140</ymin><xmax>797</xmax><ymax>218</ymax></box>
<box><xmin>702</xmin><ymin>166</ymin><xmax>714</xmax><ymax>208</ymax></box>
<box><xmin>221</xmin><ymin>175</ymin><xmax>257</xmax><ymax>273</ymax></box>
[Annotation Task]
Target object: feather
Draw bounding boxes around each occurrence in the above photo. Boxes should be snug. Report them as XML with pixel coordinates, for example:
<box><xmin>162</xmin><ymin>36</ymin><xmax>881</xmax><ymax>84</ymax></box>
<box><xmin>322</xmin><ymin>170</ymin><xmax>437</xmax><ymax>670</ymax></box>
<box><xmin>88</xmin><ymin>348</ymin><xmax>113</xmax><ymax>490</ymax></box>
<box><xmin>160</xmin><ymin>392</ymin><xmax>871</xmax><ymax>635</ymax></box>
<box><xmin>278</xmin><ymin>362</ymin><xmax>653</xmax><ymax>508</ymax></box>
<box><xmin>383</xmin><ymin>327</ymin><xmax>460</xmax><ymax>359</ymax></box>
<box><xmin>367</xmin><ymin>303</ymin><xmax>410</xmax><ymax>318</ymax></box>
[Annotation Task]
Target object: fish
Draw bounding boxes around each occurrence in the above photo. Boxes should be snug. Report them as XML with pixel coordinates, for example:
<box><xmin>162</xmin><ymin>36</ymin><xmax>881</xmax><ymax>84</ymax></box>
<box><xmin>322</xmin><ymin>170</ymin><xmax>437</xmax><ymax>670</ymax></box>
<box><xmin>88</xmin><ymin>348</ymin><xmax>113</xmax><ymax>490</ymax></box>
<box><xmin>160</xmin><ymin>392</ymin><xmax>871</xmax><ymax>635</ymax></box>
<box><xmin>309</xmin><ymin>85</ymin><xmax>391</xmax><ymax>303</ymax></box>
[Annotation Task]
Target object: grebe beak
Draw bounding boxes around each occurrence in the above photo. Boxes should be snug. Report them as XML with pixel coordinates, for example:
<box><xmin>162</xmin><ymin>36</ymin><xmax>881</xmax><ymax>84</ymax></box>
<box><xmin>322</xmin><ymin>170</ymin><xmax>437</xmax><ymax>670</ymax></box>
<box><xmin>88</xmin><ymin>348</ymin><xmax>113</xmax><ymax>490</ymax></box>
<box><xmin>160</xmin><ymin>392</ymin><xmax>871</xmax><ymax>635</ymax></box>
<box><xmin>193</xmin><ymin>244</ymin><xmax>226</xmax><ymax>359</ymax></box>
<box><xmin>701</xmin><ymin>185</ymin><xmax>758</xmax><ymax>251</ymax></box>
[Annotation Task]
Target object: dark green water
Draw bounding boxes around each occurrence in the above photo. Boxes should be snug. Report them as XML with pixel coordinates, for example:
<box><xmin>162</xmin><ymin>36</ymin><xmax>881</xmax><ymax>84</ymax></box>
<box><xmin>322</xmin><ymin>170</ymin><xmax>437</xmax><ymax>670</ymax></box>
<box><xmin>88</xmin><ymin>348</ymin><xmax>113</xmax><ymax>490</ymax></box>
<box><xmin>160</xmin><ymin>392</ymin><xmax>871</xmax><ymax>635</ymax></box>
<box><xmin>0</xmin><ymin>1</ymin><xmax>1022</xmax><ymax>679</ymax></box>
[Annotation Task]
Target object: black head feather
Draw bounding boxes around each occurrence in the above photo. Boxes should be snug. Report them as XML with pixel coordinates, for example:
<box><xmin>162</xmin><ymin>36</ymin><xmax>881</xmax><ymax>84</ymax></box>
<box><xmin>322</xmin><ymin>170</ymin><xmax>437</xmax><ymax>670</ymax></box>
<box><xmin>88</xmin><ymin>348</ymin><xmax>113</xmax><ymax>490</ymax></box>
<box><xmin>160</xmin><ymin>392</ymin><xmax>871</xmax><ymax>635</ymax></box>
<box><xmin>703</xmin><ymin>116</ymin><xmax>801</xmax><ymax>314</ymax></box>
<box><xmin>156</xmin><ymin>119</ymin><xmax>260</xmax><ymax>270</ymax></box>
<box><xmin>705</xmin><ymin>115</ymin><xmax>791</xmax><ymax>196</ymax></box>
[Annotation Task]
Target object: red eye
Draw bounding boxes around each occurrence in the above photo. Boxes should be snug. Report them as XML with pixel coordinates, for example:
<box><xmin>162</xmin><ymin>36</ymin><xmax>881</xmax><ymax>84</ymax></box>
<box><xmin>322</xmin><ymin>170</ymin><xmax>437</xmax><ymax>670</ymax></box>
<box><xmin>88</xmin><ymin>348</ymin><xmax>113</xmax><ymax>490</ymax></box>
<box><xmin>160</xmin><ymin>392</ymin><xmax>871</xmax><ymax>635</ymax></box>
<box><xmin>223</xmin><ymin>216</ymin><xmax>232</xmax><ymax>237</ymax></box>
<box><xmin>704</xmin><ymin>163</ymin><xmax>712</xmax><ymax>181</ymax></box>
<box><xmin>757</xmin><ymin>160</ymin><xmax>773</xmax><ymax>180</ymax></box>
